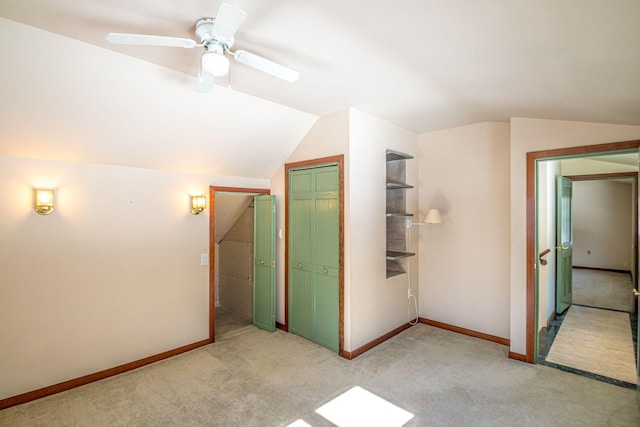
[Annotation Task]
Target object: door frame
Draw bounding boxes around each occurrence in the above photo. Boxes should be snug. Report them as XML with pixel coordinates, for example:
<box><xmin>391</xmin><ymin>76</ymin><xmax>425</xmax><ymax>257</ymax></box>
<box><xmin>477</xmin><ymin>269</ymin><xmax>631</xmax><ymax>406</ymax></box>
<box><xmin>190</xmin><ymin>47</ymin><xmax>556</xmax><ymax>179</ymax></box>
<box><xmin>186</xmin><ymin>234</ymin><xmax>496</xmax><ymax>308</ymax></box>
<box><xmin>563</xmin><ymin>172</ymin><xmax>639</xmax><ymax>314</ymax></box>
<box><xmin>208</xmin><ymin>186</ymin><xmax>270</xmax><ymax>343</ymax></box>
<box><xmin>525</xmin><ymin>139</ymin><xmax>640</xmax><ymax>362</ymax></box>
<box><xmin>284</xmin><ymin>155</ymin><xmax>345</xmax><ymax>356</ymax></box>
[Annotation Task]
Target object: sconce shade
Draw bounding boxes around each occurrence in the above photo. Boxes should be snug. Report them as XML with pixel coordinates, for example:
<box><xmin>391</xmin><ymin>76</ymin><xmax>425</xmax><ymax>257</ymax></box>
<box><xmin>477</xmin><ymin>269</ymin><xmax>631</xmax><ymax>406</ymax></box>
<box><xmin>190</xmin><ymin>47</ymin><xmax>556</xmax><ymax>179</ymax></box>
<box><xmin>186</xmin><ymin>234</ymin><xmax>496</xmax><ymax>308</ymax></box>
<box><xmin>191</xmin><ymin>195</ymin><xmax>206</xmax><ymax>215</ymax></box>
<box><xmin>34</xmin><ymin>189</ymin><xmax>54</xmax><ymax>215</ymax></box>
<box><xmin>424</xmin><ymin>208</ymin><xmax>442</xmax><ymax>224</ymax></box>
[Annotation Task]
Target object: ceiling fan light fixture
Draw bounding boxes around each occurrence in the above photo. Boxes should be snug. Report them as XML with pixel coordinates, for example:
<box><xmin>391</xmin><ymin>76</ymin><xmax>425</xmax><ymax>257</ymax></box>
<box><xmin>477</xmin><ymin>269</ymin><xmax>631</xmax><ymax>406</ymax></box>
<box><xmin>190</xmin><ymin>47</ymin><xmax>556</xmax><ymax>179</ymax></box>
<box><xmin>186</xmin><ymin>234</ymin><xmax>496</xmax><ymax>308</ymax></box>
<box><xmin>201</xmin><ymin>51</ymin><xmax>229</xmax><ymax>77</ymax></box>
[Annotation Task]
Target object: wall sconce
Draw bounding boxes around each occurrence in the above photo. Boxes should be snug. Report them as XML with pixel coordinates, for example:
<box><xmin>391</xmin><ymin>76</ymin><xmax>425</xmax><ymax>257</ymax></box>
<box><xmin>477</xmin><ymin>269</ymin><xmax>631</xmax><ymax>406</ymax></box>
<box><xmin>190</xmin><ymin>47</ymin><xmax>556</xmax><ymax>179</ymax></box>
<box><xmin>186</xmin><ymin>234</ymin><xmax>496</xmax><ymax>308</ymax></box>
<box><xmin>407</xmin><ymin>208</ymin><xmax>443</xmax><ymax>228</ymax></box>
<box><xmin>191</xmin><ymin>195</ymin><xmax>206</xmax><ymax>215</ymax></box>
<box><xmin>423</xmin><ymin>208</ymin><xmax>443</xmax><ymax>224</ymax></box>
<box><xmin>34</xmin><ymin>189</ymin><xmax>54</xmax><ymax>215</ymax></box>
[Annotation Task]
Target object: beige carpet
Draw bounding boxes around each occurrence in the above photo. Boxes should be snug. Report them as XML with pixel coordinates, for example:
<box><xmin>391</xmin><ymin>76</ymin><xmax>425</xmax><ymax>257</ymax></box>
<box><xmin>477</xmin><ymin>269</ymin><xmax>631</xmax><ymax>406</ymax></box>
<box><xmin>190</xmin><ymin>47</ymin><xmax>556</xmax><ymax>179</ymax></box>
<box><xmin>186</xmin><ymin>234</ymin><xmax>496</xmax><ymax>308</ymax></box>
<box><xmin>1</xmin><ymin>324</ymin><xmax>639</xmax><ymax>426</ymax></box>
<box><xmin>215</xmin><ymin>306</ymin><xmax>252</xmax><ymax>340</ymax></box>
<box><xmin>572</xmin><ymin>269</ymin><xmax>634</xmax><ymax>312</ymax></box>
<box><xmin>546</xmin><ymin>305</ymin><xmax>637</xmax><ymax>384</ymax></box>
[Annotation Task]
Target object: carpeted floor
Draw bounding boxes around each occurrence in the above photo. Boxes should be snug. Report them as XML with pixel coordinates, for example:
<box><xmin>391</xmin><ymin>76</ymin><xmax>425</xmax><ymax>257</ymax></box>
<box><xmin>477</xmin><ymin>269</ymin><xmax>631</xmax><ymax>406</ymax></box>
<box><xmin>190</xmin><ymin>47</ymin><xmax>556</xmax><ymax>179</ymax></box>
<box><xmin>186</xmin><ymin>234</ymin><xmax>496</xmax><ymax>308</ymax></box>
<box><xmin>214</xmin><ymin>306</ymin><xmax>253</xmax><ymax>340</ymax></box>
<box><xmin>1</xmin><ymin>324</ymin><xmax>639</xmax><ymax>426</ymax></box>
<box><xmin>572</xmin><ymin>268</ymin><xmax>634</xmax><ymax>312</ymax></box>
<box><xmin>545</xmin><ymin>305</ymin><xmax>637</xmax><ymax>384</ymax></box>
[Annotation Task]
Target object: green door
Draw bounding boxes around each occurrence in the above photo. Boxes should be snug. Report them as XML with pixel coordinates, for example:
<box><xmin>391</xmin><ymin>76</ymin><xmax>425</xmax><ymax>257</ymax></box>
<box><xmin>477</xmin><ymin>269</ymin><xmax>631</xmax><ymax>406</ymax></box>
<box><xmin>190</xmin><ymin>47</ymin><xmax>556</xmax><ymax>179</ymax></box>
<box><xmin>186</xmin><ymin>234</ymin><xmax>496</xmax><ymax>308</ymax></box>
<box><xmin>556</xmin><ymin>176</ymin><xmax>573</xmax><ymax>314</ymax></box>
<box><xmin>289</xmin><ymin>165</ymin><xmax>339</xmax><ymax>352</ymax></box>
<box><xmin>253</xmin><ymin>195</ymin><xmax>276</xmax><ymax>332</ymax></box>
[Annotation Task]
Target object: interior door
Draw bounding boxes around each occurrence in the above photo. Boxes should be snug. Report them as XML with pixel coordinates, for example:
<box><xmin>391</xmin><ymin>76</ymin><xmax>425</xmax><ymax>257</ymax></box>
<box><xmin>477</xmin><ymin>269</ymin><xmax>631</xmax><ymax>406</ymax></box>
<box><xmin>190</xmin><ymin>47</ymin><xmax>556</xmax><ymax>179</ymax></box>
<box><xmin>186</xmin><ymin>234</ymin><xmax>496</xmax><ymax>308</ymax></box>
<box><xmin>311</xmin><ymin>166</ymin><xmax>339</xmax><ymax>352</ymax></box>
<box><xmin>289</xmin><ymin>165</ymin><xmax>339</xmax><ymax>352</ymax></box>
<box><xmin>556</xmin><ymin>176</ymin><xmax>573</xmax><ymax>314</ymax></box>
<box><xmin>253</xmin><ymin>194</ymin><xmax>276</xmax><ymax>332</ymax></box>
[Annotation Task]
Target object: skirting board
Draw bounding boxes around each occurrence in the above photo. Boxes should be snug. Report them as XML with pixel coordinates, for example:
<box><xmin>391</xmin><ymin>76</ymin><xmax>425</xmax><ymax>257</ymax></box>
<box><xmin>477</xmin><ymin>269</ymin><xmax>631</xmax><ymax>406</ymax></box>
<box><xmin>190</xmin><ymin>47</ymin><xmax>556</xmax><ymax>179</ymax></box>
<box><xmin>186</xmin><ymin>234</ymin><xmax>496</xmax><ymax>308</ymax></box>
<box><xmin>0</xmin><ymin>339</ymin><xmax>210</xmax><ymax>410</ymax></box>
<box><xmin>418</xmin><ymin>317</ymin><xmax>510</xmax><ymax>347</ymax></box>
<box><xmin>342</xmin><ymin>321</ymin><xmax>414</xmax><ymax>360</ymax></box>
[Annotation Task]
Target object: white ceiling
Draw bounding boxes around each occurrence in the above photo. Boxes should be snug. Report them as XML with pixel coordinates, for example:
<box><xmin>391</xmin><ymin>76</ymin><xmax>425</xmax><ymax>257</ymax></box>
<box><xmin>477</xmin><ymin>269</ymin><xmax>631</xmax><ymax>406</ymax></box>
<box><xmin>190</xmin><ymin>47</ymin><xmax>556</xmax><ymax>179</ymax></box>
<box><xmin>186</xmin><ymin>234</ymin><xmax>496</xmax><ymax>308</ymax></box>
<box><xmin>2</xmin><ymin>0</ymin><xmax>639</xmax><ymax>134</ymax></box>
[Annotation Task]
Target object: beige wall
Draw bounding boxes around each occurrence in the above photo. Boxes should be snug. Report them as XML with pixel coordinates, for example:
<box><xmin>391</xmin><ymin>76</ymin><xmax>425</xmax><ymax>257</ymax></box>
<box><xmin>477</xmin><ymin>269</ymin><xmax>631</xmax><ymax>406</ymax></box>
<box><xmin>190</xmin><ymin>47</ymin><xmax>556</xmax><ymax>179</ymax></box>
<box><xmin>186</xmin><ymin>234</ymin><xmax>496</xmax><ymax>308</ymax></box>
<box><xmin>0</xmin><ymin>155</ymin><xmax>267</xmax><ymax>399</ymax></box>
<box><xmin>270</xmin><ymin>109</ymin><xmax>350</xmax><ymax>330</ymax></box>
<box><xmin>270</xmin><ymin>108</ymin><xmax>418</xmax><ymax>351</ymax></box>
<box><xmin>348</xmin><ymin>109</ymin><xmax>418</xmax><ymax>350</ymax></box>
<box><xmin>573</xmin><ymin>180</ymin><xmax>632</xmax><ymax>270</ymax></box>
<box><xmin>418</xmin><ymin>122</ymin><xmax>511</xmax><ymax>339</ymax></box>
<box><xmin>509</xmin><ymin>118</ymin><xmax>640</xmax><ymax>355</ymax></box>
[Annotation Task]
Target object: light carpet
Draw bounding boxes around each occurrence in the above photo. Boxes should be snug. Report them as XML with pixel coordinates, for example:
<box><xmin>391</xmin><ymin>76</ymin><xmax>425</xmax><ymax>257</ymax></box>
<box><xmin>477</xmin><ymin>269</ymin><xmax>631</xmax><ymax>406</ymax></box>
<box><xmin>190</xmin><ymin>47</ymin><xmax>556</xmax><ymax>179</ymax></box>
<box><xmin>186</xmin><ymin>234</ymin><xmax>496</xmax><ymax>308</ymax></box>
<box><xmin>1</xmin><ymin>324</ymin><xmax>639</xmax><ymax>426</ymax></box>
<box><xmin>546</xmin><ymin>305</ymin><xmax>637</xmax><ymax>384</ymax></box>
<box><xmin>572</xmin><ymin>268</ymin><xmax>634</xmax><ymax>312</ymax></box>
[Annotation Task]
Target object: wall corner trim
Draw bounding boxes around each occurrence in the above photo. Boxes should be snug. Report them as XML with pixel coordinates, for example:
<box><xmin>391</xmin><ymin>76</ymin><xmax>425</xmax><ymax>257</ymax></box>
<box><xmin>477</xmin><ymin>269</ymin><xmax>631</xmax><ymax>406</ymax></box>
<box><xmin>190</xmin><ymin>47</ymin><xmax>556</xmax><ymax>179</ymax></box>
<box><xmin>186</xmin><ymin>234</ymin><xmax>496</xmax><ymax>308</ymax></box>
<box><xmin>0</xmin><ymin>339</ymin><xmax>210</xmax><ymax>410</ymax></box>
<box><xmin>341</xmin><ymin>321</ymin><xmax>414</xmax><ymax>360</ymax></box>
<box><xmin>508</xmin><ymin>352</ymin><xmax>528</xmax><ymax>363</ymax></box>
<box><xmin>418</xmin><ymin>317</ymin><xmax>510</xmax><ymax>347</ymax></box>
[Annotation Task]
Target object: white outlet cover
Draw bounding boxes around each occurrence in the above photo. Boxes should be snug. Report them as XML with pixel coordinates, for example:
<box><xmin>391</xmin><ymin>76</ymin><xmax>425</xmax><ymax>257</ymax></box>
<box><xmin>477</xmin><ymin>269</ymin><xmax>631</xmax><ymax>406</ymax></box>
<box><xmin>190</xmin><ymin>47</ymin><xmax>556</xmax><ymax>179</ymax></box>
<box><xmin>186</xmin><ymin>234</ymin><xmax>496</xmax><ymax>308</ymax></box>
<box><xmin>200</xmin><ymin>254</ymin><xmax>209</xmax><ymax>266</ymax></box>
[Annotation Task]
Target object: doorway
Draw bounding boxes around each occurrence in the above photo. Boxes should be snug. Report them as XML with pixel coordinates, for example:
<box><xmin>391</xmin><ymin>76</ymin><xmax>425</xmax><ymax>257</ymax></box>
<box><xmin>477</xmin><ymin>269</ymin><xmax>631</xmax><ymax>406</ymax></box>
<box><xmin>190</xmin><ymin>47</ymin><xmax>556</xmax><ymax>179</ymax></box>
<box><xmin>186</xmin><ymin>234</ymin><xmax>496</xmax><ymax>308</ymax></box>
<box><xmin>526</xmin><ymin>140</ymin><xmax>640</xmax><ymax>387</ymax></box>
<box><xmin>208</xmin><ymin>186</ymin><xmax>270</xmax><ymax>342</ymax></box>
<box><xmin>284</xmin><ymin>155</ymin><xmax>345</xmax><ymax>355</ymax></box>
<box><xmin>537</xmin><ymin>170</ymin><xmax>638</xmax><ymax>385</ymax></box>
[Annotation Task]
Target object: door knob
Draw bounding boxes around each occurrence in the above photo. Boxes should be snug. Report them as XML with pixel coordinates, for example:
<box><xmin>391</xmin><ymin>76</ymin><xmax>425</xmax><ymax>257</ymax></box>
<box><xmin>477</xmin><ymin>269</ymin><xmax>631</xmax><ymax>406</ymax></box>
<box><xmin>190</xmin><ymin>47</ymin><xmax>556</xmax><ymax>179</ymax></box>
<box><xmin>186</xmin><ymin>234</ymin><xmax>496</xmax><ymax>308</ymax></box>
<box><xmin>633</xmin><ymin>289</ymin><xmax>640</xmax><ymax>297</ymax></box>
<box><xmin>323</xmin><ymin>267</ymin><xmax>328</xmax><ymax>274</ymax></box>
<box><xmin>298</xmin><ymin>263</ymin><xmax>303</xmax><ymax>268</ymax></box>
<box><xmin>260</xmin><ymin>260</ymin><xmax>264</xmax><ymax>265</ymax></box>
<box><xmin>555</xmin><ymin>246</ymin><xmax>569</xmax><ymax>251</ymax></box>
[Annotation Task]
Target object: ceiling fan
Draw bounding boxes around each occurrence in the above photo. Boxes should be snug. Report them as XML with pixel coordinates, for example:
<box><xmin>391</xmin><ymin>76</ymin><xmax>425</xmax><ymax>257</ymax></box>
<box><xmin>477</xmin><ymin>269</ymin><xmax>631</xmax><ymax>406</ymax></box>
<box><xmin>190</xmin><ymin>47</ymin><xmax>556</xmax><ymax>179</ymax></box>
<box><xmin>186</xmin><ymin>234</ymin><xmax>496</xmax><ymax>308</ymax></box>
<box><xmin>106</xmin><ymin>3</ymin><xmax>299</xmax><ymax>93</ymax></box>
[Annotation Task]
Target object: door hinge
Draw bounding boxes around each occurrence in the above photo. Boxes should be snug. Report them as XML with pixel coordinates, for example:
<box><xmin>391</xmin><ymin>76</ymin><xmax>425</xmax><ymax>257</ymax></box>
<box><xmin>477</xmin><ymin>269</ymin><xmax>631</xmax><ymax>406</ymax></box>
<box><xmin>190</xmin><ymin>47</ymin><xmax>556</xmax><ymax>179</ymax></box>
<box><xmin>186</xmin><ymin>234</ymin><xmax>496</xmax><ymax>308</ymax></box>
<box><xmin>272</xmin><ymin>206</ymin><xmax>276</xmax><ymax>213</ymax></box>
<box><xmin>272</xmin><ymin>260</ymin><xmax>275</xmax><ymax>267</ymax></box>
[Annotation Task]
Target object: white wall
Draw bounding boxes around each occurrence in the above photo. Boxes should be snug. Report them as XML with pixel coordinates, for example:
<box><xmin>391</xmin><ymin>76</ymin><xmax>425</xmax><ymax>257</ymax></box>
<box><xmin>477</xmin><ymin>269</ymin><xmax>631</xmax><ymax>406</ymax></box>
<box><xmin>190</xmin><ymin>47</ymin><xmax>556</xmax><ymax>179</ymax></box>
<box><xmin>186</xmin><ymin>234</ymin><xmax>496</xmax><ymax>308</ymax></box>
<box><xmin>572</xmin><ymin>180</ymin><xmax>632</xmax><ymax>270</ymax></box>
<box><xmin>418</xmin><ymin>122</ymin><xmax>511</xmax><ymax>339</ymax></box>
<box><xmin>509</xmin><ymin>118</ymin><xmax>640</xmax><ymax>355</ymax></box>
<box><xmin>536</xmin><ymin>160</ymin><xmax>559</xmax><ymax>331</ymax></box>
<box><xmin>270</xmin><ymin>109</ymin><xmax>350</xmax><ymax>332</ymax></box>
<box><xmin>0</xmin><ymin>155</ymin><xmax>267</xmax><ymax>400</ymax></box>
<box><xmin>348</xmin><ymin>109</ymin><xmax>418</xmax><ymax>350</ymax></box>
<box><xmin>560</xmin><ymin>158</ymin><xmax>638</xmax><ymax>175</ymax></box>
<box><xmin>270</xmin><ymin>108</ymin><xmax>419</xmax><ymax>352</ymax></box>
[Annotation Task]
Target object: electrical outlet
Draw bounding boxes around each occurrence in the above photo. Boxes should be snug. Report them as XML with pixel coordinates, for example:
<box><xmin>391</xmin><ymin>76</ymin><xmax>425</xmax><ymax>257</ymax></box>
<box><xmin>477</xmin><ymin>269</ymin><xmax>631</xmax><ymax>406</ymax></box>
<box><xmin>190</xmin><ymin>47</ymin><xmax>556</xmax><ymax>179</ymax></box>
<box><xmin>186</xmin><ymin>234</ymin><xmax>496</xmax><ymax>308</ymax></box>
<box><xmin>407</xmin><ymin>288</ymin><xmax>413</xmax><ymax>299</ymax></box>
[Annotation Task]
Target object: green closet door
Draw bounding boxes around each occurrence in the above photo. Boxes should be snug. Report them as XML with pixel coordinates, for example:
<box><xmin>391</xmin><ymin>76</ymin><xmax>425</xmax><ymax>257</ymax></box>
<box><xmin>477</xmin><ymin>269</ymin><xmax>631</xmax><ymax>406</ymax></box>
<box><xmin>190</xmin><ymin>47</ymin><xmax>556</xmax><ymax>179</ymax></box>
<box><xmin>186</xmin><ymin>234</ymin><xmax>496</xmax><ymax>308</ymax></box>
<box><xmin>253</xmin><ymin>195</ymin><xmax>276</xmax><ymax>332</ymax></box>
<box><xmin>313</xmin><ymin>166</ymin><xmax>339</xmax><ymax>352</ymax></box>
<box><xmin>289</xmin><ymin>170</ymin><xmax>314</xmax><ymax>339</ymax></box>
<box><xmin>289</xmin><ymin>165</ymin><xmax>339</xmax><ymax>352</ymax></box>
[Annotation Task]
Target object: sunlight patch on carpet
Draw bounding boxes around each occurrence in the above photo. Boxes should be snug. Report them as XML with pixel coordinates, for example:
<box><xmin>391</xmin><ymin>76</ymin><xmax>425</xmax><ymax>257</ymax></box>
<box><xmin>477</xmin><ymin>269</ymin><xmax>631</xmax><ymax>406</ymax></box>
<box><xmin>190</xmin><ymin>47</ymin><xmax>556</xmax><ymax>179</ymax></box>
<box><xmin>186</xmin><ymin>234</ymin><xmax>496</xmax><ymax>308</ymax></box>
<box><xmin>315</xmin><ymin>386</ymin><xmax>414</xmax><ymax>427</ymax></box>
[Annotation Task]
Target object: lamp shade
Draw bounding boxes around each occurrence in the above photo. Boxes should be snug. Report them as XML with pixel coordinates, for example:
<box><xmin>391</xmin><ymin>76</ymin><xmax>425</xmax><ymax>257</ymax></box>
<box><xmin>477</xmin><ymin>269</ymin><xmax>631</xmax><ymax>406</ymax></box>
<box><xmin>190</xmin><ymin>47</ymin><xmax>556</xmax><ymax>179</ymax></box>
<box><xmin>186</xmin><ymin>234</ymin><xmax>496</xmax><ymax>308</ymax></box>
<box><xmin>424</xmin><ymin>209</ymin><xmax>442</xmax><ymax>224</ymax></box>
<box><xmin>201</xmin><ymin>52</ymin><xmax>230</xmax><ymax>77</ymax></box>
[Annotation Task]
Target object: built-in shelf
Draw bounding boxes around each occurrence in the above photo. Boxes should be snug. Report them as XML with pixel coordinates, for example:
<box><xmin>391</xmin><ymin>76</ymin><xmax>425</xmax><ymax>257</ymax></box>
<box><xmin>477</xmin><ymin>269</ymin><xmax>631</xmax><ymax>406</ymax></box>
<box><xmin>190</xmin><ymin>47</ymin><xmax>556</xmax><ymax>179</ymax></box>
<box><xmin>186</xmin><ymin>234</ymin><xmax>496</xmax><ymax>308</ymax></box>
<box><xmin>385</xmin><ymin>181</ymin><xmax>414</xmax><ymax>189</ymax></box>
<box><xmin>386</xmin><ymin>264</ymin><xmax>405</xmax><ymax>278</ymax></box>
<box><xmin>385</xmin><ymin>149</ymin><xmax>413</xmax><ymax>278</ymax></box>
<box><xmin>386</xmin><ymin>150</ymin><xmax>414</xmax><ymax>162</ymax></box>
<box><xmin>386</xmin><ymin>212</ymin><xmax>413</xmax><ymax>217</ymax></box>
<box><xmin>386</xmin><ymin>251</ymin><xmax>416</xmax><ymax>261</ymax></box>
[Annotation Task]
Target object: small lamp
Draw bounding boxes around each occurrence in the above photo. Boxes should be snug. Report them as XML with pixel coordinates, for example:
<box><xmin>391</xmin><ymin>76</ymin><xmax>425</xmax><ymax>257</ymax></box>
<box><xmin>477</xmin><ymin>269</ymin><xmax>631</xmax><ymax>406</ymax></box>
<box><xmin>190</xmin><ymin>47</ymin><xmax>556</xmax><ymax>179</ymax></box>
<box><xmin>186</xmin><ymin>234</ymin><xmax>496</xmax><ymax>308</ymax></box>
<box><xmin>34</xmin><ymin>189</ymin><xmax>54</xmax><ymax>215</ymax></box>
<box><xmin>408</xmin><ymin>208</ymin><xmax>443</xmax><ymax>228</ymax></box>
<box><xmin>423</xmin><ymin>209</ymin><xmax>443</xmax><ymax>224</ymax></box>
<box><xmin>191</xmin><ymin>195</ymin><xmax>206</xmax><ymax>215</ymax></box>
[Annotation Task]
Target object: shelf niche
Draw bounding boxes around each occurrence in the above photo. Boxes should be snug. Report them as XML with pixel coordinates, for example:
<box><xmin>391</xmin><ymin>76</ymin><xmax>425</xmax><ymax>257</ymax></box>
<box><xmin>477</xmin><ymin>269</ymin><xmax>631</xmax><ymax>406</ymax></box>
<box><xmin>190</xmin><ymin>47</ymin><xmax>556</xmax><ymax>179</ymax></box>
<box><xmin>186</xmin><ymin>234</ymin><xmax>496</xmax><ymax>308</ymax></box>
<box><xmin>385</xmin><ymin>149</ymin><xmax>414</xmax><ymax>278</ymax></box>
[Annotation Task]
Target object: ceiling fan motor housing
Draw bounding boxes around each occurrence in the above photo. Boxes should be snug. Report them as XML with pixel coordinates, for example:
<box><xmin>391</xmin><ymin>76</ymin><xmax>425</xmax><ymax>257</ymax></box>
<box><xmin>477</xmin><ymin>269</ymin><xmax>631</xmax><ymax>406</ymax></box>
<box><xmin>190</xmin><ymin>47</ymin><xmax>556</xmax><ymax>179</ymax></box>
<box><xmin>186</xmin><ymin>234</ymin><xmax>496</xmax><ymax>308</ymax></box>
<box><xmin>195</xmin><ymin>17</ymin><xmax>234</xmax><ymax>49</ymax></box>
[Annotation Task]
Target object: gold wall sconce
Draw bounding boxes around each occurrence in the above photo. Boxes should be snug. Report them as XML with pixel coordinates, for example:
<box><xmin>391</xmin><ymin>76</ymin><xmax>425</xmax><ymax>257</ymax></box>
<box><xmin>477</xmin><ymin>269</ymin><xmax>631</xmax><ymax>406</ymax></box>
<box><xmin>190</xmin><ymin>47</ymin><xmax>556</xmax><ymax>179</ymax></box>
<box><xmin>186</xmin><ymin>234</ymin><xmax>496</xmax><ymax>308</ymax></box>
<box><xmin>191</xmin><ymin>195</ymin><xmax>206</xmax><ymax>215</ymax></box>
<box><xmin>34</xmin><ymin>189</ymin><xmax>54</xmax><ymax>215</ymax></box>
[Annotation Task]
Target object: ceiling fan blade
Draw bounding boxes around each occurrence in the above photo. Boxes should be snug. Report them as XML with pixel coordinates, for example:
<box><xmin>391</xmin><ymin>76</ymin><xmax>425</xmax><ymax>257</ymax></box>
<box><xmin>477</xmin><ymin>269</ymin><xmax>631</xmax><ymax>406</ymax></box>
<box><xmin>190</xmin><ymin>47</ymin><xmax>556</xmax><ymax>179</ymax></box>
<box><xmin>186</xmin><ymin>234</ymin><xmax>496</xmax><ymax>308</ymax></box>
<box><xmin>106</xmin><ymin>33</ymin><xmax>197</xmax><ymax>48</ymax></box>
<box><xmin>211</xmin><ymin>3</ymin><xmax>247</xmax><ymax>41</ymax></box>
<box><xmin>233</xmin><ymin>50</ymin><xmax>299</xmax><ymax>82</ymax></box>
<box><xmin>194</xmin><ymin>68</ymin><xmax>215</xmax><ymax>93</ymax></box>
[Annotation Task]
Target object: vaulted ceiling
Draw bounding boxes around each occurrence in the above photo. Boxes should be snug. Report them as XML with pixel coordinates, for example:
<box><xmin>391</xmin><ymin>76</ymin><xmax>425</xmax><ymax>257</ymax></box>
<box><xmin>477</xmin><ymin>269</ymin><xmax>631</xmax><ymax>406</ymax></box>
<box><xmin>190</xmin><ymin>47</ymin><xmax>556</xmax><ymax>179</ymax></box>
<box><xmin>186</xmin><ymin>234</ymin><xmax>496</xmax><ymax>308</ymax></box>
<box><xmin>1</xmin><ymin>1</ymin><xmax>639</xmax><ymax>178</ymax></box>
